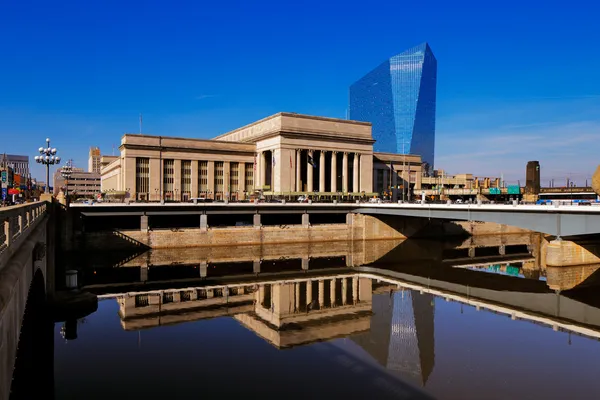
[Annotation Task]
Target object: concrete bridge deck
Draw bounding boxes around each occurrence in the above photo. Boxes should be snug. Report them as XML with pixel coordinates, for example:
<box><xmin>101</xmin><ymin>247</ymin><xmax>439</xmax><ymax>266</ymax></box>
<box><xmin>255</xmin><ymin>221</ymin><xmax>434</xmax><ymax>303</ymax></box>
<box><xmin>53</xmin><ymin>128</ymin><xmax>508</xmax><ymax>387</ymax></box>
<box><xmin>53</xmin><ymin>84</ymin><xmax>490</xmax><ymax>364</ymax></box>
<box><xmin>71</xmin><ymin>202</ymin><xmax>600</xmax><ymax>236</ymax></box>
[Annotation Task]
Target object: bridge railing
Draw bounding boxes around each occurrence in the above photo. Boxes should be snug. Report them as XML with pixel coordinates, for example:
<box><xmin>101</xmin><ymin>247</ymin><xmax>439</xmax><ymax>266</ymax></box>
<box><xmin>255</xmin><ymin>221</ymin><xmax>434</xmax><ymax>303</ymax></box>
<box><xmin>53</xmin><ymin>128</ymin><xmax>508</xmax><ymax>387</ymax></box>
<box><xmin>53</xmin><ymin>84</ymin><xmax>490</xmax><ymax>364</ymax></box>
<box><xmin>0</xmin><ymin>201</ymin><xmax>47</xmax><ymax>271</ymax></box>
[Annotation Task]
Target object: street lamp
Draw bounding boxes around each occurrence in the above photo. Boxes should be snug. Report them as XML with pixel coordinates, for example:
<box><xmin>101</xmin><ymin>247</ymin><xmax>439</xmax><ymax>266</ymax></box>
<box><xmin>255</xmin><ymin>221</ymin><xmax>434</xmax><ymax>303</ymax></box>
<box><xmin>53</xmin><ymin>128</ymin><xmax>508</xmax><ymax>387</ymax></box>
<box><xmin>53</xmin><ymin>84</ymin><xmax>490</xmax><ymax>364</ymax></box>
<box><xmin>34</xmin><ymin>138</ymin><xmax>60</xmax><ymax>194</ymax></box>
<box><xmin>61</xmin><ymin>159</ymin><xmax>73</xmax><ymax>200</ymax></box>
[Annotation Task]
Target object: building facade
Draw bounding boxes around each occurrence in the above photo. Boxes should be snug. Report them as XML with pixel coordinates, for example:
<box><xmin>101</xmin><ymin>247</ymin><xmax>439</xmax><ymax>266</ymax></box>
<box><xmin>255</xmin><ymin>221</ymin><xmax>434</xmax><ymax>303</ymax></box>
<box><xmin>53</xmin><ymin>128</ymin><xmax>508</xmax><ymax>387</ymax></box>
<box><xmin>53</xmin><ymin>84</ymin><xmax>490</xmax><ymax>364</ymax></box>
<box><xmin>54</xmin><ymin>167</ymin><xmax>101</xmax><ymax>198</ymax></box>
<box><xmin>3</xmin><ymin>154</ymin><xmax>29</xmax><ymax>178</ymax></box>
<box><xmin>349</xmin><ymin>43</ymin><xmax>437</xmax><ymax>168</ymax></box>
<box><xmin>88</xmin><ymin>147</ymin><xmax>101</xmax><ymax>173</ymax></box>
<box><xmin>101</xmin><ymin>113</ymin><xmax>377</xmax><ymax>201</ymax></box>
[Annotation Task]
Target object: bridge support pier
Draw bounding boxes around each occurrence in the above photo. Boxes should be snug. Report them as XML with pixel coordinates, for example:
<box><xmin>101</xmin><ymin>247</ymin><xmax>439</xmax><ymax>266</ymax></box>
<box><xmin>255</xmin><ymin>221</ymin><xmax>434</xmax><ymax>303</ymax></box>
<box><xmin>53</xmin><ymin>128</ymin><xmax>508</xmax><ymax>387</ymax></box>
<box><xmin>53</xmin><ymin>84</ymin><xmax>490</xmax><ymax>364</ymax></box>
<box><xmin>302</xmin><ymin>213</ymin><xmax>309</xmax><ymax>227</ymax></box>
<box><xmin>253</xmin><ymin>214</ymin><xmax>261</xmax><ymax>228</ymax></box>
<box><xmin>140</xmin><ymin>264</ymin><xmax>148</xmax><ymax>282</ymax></box>
<box><xmin>140</xmin><ymin>215</ymin><xmax>148</xmax><ymax>232</ymax></box>
<box><xmin>200</xmin><ymin>261</ymin><xmax>207</xmax><ymax>278</ymax></box>
<box><xmin>200</xmin><ymin>214</ymin><xmax>207</xmax><ymax>232</ymax></box>
<box><xmin>253</xmin><ymin>260</ymin><xmax>261</xmax><ymax>274</ymax></box>
<box><xmin>468</xmin><ymin>247</ymin><xmax>476</xmax><ymax>258</ymax></box>
<box><xmin>499</xmin><ymin>245</ymin><xmax>506</xmax><ymax>255</ymax></box>
<box><xmin>301</xmin><ymin>257</ymin><xmax>309</xmax><ymax>270</ymax></box>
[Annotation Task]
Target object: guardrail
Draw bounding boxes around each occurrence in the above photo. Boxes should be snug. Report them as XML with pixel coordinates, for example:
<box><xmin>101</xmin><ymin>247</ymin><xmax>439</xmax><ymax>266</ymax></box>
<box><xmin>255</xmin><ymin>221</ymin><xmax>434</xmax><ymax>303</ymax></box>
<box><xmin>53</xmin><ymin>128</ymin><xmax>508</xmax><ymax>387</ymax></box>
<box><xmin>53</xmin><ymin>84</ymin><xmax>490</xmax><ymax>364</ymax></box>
<box><xmin>0</xmin><ymin>201</ymin><xmax>48</xmax><ymax>271</ymax></box>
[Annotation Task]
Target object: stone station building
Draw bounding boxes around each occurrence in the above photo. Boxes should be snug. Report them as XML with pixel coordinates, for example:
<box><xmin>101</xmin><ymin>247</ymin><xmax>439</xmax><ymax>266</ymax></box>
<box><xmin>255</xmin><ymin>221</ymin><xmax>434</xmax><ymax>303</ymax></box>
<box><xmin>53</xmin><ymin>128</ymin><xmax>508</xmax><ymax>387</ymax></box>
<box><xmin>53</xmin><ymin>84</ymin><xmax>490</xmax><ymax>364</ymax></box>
<box><xmin>101</xmin><ymin>112</ymin><xmax>422</xmax><ymax>201</ymax></box>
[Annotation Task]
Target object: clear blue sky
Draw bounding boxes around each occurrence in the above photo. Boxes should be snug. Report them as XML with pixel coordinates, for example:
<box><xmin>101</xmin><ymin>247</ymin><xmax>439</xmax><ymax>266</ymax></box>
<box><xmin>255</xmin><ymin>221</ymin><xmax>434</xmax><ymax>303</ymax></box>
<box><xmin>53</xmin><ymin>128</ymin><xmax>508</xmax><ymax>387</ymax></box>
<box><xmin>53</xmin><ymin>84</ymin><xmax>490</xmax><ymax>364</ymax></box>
<box><xmin>1</xmin><ymin>0</ymin><xmax>599</xmax><ymax>184</ymax></box>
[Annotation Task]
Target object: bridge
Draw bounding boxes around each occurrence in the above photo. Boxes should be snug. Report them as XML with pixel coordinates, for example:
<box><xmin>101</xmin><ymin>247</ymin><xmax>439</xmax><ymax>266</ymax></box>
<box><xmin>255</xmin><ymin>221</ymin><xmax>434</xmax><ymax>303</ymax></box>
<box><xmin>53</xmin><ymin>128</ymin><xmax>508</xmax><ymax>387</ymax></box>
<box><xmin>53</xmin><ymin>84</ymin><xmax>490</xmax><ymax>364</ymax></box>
<box><xmin>71</xmin><ymin>201</ymin><xmax>600</xmax><ymax>237</ymax></box>
<box><xmin>356</xmin><ymin>203</ymin><xmax>600</xmax><ymax>237</ymax></box>
<box><xmin>0</xmin><ymin>202</ymin><xmax>50</xmax><ymax>400</ymax></box>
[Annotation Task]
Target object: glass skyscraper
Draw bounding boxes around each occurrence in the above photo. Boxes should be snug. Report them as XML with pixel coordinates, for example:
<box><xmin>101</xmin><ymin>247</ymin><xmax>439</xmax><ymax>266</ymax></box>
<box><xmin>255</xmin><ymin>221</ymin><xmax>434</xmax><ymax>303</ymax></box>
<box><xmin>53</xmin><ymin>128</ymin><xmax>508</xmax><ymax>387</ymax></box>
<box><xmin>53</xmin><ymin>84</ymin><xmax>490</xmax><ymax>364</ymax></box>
<box><xmin>349</xmin><ymin>43</ymin><xmax>437</xmax><ymax>168</ymax></box>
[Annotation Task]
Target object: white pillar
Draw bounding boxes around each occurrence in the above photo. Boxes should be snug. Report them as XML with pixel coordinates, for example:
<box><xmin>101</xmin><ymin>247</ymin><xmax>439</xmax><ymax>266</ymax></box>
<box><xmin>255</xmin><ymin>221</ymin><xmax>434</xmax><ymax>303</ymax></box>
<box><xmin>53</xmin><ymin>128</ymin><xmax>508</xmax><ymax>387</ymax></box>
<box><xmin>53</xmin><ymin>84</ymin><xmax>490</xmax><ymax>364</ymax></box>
<box><xmin>330</xmin><ymin>278</ymin><xmax>337</xmax><ymax>307</ymax></box>
<box><xmin>296</xmin><ymin>149</ymin><xmax>301</xmax><ymax>192</ymax></box>
<box><xmin>318</xmin><ymin>280</ymin><xmax>324</xmax><ymax>307</ymax></box>
<box><xmin>342</xmin><ymin>152</ymin><xmax>348</xmax><ymax>193</ymax></box>
<box><xmin>319</xmin><ymin>151</ymin><xmax>326</xmax><ymax>193</ymax></box>
<box><xmin>342</xmin><ymin>278</ymin><xmax>348</xmax><ymax>305</ymax></box>
<box><xmin>295</xmin><ymin>282</ymin><xmax>301</xmax><ymax>312</ymax></box>
<box><xmin>307</xmin><ymin>150</ymin><xmax>313</xmax><ymax>192</ymax></box>
<box><xmin>352</xmin><ymin>277</ymin><xmax>358</xmax><ymax>304</ymax></box>
<box><xmin>353</xmin><ymin>154</ymin><xmax>360</xmax><ymax>193</ymax></box>
<box><xmin>306</xmin><ymin>280</ymin><xmax>313</xmax><ymax>305</ymax></box>
<box><xmin>260</xmin><ymin>151</ymin><xmax>266</xmax><ymax>190</ymax></box>
<box><xmin>331</xmin><ymin>151</ymin><xmax>337</xmax><ymax>193</ymax></box>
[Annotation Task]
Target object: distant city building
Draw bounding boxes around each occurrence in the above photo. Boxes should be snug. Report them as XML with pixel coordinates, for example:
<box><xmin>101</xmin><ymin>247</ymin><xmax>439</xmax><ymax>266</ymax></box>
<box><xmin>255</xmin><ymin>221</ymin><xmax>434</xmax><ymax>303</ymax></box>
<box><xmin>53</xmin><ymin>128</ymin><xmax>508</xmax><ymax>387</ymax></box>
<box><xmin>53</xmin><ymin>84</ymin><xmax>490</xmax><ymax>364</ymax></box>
<box><xmin>88</xmin><ymin>147</ymin><xmax>101</xmax><ymax>173</ymax></box>
<box><xmin>350</xmin><ymin>43</ymin><xmax>437</xmax><ymax>168</ymax></box>
<box><xmin>1</xmin><ymin>154</ymin><xmax>29</xmax><ymax>178</ymax></box>
<box><xmin>54</xmin><ymin>166</ymin><xmax>101</xmax><ymax>198</ymax></box>
<box><xmin>525</xmin><ymin>161</ymin><xmax>541</xmax><ymax>194</ymax></box>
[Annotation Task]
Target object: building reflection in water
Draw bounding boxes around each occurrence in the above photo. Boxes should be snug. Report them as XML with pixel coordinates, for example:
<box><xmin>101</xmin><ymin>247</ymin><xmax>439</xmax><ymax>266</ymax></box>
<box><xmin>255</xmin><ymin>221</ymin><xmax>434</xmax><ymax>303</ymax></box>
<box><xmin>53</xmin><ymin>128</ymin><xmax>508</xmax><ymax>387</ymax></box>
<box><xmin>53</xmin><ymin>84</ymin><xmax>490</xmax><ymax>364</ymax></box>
<box><xmin>352</xmin><ymin>287</ymin><xmax>434</xmax><ymax>388</ymax></box>
<box><xmin>83</xmin><ymin>234</ymin><xmax>600</xmax><ymax>392</ymax></box>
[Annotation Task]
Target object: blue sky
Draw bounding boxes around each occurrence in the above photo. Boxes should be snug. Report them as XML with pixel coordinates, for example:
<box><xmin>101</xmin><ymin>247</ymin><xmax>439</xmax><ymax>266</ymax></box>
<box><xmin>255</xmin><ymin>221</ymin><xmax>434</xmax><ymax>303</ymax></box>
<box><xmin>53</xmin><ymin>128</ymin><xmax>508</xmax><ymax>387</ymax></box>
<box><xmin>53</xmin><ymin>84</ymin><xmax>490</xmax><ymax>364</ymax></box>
<box><xmin>1</xmin><ymin>0</ymin><xmax>599</xmax><ymax>184</ymax></box>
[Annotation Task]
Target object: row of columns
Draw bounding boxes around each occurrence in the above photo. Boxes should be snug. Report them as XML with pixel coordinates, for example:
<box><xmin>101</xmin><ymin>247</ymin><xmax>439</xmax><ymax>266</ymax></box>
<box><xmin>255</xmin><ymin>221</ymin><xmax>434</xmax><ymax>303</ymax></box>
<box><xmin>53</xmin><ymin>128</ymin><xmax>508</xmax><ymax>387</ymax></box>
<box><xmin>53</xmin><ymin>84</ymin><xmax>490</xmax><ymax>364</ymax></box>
<box><xmin>258</xmin><ymin>277</ymin><xmax>371</xmax><ymax>313</ymax></box>
<box><xmin>294</xmin><ymin>150</ymin><xmax>361</xmax><ymax>193</ymax></box>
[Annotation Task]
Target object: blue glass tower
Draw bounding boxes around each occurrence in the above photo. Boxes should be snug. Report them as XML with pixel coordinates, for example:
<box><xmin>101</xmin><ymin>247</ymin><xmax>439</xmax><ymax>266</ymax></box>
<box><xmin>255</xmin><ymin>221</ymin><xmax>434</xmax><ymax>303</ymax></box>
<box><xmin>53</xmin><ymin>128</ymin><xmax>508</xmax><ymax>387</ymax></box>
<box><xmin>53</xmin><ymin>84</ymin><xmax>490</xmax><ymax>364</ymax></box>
<box><xmin>349</xmin><ymin>43</ymin><xmax>437</xmax><ymax>168</ymax></box>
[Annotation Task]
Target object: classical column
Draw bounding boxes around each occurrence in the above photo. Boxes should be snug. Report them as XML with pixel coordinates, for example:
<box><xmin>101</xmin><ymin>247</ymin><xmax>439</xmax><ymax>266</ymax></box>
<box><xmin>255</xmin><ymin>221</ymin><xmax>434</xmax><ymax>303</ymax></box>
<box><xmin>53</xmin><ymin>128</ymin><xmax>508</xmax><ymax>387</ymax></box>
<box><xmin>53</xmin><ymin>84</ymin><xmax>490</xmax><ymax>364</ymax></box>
<box><xmin>353</xmin><ymin>153</ymin><xmax>360</xmax><ymax>193</ymax></box>
<box><xmin>295</xmin><ymin>283</ymin><xmax>301</xmax><ymax>312</ymax></box>
<box><xmin>191</xmin><ymin>160</ymin><xmax>199</xmax><ymax>198</ymax></box>
<box><xmin>319</xmin><ymin>151</ymin><xmax>325</xmax><ymax>192</ymax></box>
<box><xmin>307</xmin><ymin>150</ymin><xmax>314</xmax><ymax>192</ymax></box>
<box><xmin>352</xmin><ymin>277</ymin><xmax>358</xmax><ymax>304</ymax></box>
<box><xmin>330</xmin><ymin>278</ymin><xmax>337</xmax><ymax>307</ymax></box>
<box><xmin>342</xmin><ymin>152</ymin><xmax>348</xmax><ymax>193</ymax></box>
<box><xmin>207</xmin><ymin>161</ymin><xmax>215</xmax><ymax>199</ymax></box>
<box><xmin>318</xmin><ymin>280</ymin><xmax>324</xmax><ymax>308</ymax></box>
<box><xmin>392</xmin><ymin>166</ymin><xmax>398</xmax><ymax>202</ymax></box>
<box><xmin>306</xmin><ymin>280</ymin><xmax>313</xmax><ymax>305</ymax></box>
<box><xmin>238</xmin><ymin>162</ymin><xmax>245</xmax><ymax>200</ymax></box>
<box><xmin>296</xmin><ymin>149</ymin><xmax>301</xmax><ymax>192</ymax></box>
<box><xmin>331</xmin><ymin>151</ymin><xmax>337</xmax><ymax>193</ymax></box>
<box><xmin>341</xmin><ymin>278</ymin><xmax>348</xmax><ymax>305</ymax></box>
<box><xmin>260</xmin><ymin>151</ymin><xmax>266</xmax><ymax>190</ymax></box>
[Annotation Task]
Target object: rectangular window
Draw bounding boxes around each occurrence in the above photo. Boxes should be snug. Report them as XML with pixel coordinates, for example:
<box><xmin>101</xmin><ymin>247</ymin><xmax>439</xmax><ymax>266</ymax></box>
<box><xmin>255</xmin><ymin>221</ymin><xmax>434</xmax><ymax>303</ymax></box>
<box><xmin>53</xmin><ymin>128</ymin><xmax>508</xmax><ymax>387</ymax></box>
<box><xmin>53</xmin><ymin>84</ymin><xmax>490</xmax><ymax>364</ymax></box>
<box><xmin>163</xmin><ymin>159</ymin><xmax>174</xmax><ymax>199</ymax></box>
<box><xmin>136</xmin><ymin>158</ymin><xmax>150</xmax><ymax>199</ymax></box>
<box><xmin>181</xmin><ymin>160</ymin><xmax>191</xmax><ymax>201</ymax></box>
<box><xmin>376</xmin><ymin>169</ymin><xmax>384</xmax><ymax>194</ymax></box>
<box><xmin>199</xmin><ymin>161</ymin><xmax>208</xmax><ymax>195</ymax></box>
<box><xmin>215</xmin><ymin>161</ymin><xmax>224</xmax><ymax>198</ymax></box>
<box><xmin>245</xmin><ymin>163</ymin><xmax>254</xmax><ymax>192</ymax></box>
<box><xmin>230</xmin><ymin>162</ymin><xmax>239</xmax><ymax>192</ymax></box>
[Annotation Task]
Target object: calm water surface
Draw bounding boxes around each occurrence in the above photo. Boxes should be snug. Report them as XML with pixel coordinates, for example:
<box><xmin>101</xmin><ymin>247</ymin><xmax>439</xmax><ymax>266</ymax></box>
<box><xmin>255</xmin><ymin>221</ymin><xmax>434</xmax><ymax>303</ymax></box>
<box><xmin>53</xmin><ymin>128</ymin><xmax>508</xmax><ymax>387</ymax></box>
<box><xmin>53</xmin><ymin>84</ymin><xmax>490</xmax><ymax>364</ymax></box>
<box><xmin>51</xmin><ymin>238</ymin><xmax>600</xmax><ymax>400</ymax></box>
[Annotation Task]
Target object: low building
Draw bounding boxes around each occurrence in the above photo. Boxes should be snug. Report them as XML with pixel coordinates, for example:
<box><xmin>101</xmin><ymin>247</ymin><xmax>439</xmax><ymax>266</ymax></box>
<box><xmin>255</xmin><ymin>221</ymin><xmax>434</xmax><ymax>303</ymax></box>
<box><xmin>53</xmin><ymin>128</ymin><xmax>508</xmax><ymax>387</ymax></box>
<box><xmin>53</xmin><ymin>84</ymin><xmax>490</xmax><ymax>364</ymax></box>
<box><xmin>54</xmin><ymin>167</ymin><xmax>101</xmax><ymax>198</ymax></box>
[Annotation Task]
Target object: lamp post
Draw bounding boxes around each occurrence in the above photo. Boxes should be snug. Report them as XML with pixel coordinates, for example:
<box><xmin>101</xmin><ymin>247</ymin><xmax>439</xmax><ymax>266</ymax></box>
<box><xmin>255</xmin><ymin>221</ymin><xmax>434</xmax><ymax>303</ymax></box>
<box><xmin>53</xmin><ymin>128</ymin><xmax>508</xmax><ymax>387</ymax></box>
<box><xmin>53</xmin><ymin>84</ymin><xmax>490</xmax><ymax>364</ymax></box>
<box><xmin>34</xmin><ymin>138</ymin><xmax>60</xmax><ymax>194</ymax></box>
<box><xmin>61</xmin><ymin>159</ymin><xmax>73</xmax><ymax>200</ymax></box>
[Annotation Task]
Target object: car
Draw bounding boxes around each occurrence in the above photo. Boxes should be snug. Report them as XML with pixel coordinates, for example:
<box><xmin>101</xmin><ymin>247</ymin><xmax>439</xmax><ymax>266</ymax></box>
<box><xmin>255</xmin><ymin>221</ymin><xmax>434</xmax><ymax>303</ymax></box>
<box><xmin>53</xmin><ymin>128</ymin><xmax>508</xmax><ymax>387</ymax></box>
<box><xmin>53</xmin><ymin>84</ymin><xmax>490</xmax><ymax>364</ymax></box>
<box><xmin>297</xmin><ymin>195</ymin><xmax>309</xmax><ymax>203</ymax></box>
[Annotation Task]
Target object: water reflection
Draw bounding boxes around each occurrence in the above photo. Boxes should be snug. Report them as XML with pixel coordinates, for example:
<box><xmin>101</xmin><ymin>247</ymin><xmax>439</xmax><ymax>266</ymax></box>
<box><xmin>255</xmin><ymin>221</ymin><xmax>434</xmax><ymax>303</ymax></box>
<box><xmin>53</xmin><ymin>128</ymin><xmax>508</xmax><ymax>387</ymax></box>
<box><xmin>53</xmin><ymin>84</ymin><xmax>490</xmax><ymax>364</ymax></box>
<box><xmin>51</xmin><ymin>234</ymin><xmax>600</xmax><ymax>400</ymax></box>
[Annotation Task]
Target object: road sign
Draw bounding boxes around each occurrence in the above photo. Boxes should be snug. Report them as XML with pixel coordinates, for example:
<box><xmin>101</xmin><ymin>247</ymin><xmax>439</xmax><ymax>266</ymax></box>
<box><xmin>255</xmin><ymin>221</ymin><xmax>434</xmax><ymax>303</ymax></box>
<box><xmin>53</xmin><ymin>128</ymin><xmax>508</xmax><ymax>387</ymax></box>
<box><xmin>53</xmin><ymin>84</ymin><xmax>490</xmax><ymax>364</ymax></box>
<box><xmin>1</xmin><ymin>188</ymin><xmax>6</xmax><ymax>200</ymax></box>
<box><xmin>1</xmin><ymin>171</ymin><xmax>6</xmax><ymax>183</ymax></box>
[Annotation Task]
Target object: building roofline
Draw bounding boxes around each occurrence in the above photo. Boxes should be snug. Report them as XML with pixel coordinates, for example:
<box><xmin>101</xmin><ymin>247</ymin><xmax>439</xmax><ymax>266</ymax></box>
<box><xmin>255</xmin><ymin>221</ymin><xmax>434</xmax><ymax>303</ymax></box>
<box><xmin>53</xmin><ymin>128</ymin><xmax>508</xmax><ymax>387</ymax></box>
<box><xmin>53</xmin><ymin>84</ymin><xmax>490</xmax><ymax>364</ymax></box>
<box><xmin>213</xmin><ymin>112</ymin><xmax>371</xmax><ymax>140</ymax></box>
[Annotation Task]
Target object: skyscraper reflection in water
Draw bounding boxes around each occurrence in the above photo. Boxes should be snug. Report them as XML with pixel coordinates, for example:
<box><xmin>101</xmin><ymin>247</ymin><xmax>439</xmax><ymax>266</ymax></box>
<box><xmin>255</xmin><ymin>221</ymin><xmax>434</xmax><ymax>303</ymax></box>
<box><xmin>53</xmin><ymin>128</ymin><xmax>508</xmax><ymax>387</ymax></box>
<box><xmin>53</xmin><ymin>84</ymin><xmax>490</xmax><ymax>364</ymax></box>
<box><xmin>352</xmin><ymin>288</ymin><xmax>435</xmax><ymax>387</ymax></box>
